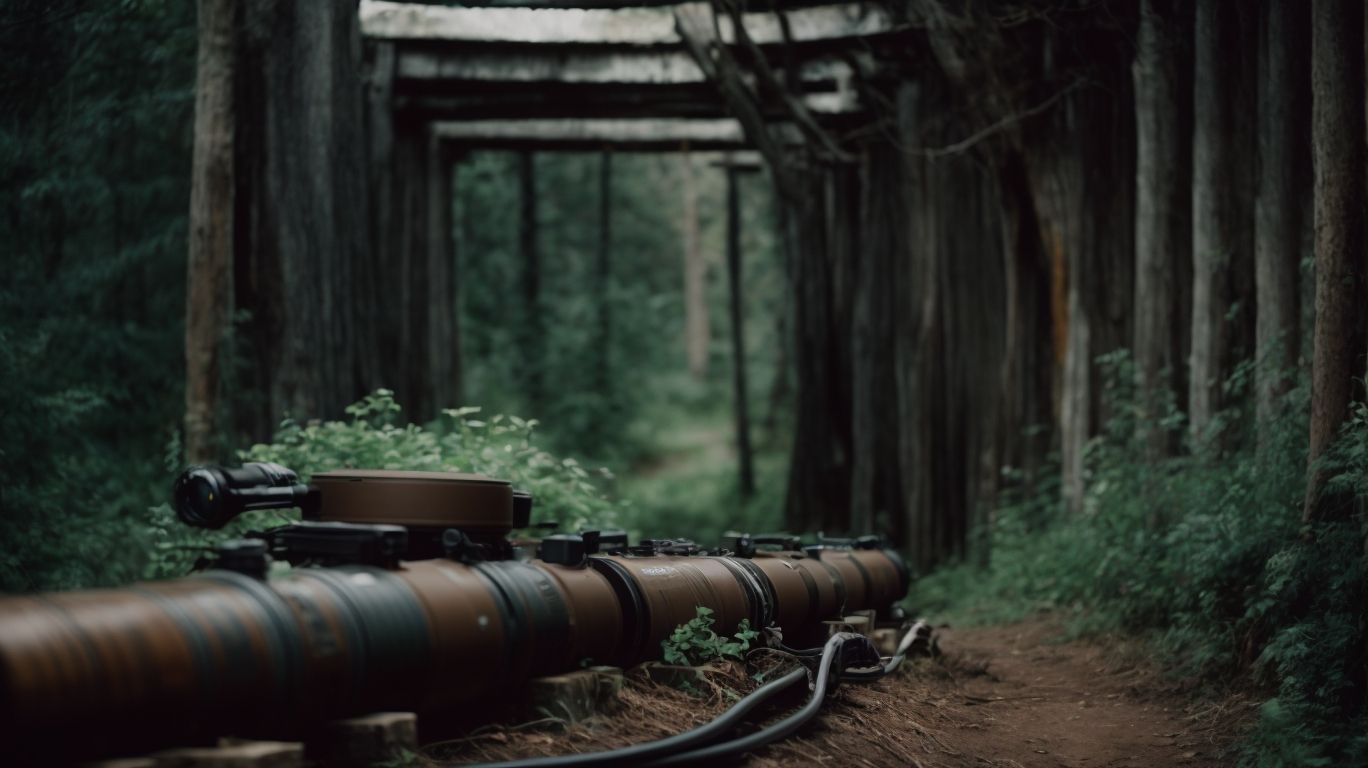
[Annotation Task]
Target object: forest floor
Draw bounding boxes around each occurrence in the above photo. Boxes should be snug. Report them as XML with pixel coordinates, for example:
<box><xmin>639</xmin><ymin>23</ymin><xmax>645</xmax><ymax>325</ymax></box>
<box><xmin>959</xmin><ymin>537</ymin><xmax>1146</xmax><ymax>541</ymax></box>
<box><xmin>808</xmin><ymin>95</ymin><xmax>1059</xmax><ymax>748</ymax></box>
<box><xmin>426</xmin><ymin>617</ymin><xmax>1248</xmax><ymax>767</ymax></box>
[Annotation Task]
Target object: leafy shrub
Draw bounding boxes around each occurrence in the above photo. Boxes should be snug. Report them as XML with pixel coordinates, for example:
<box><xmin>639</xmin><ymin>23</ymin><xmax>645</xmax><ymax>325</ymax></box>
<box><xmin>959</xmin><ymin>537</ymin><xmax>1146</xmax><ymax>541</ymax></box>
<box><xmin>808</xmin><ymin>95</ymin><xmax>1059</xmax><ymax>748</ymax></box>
<box><xmin>911</xmin><ymin>351</ymin><xmax>1368</xmax><ymax>765</ymax></box>
<box><xmin>661</xmin><ymin>606</ymin><xmax>760</xmax><ymax>666</ymax></box>
<box><xmin>146</xmin><ymin>390</ymin><xmax>626</xmax><ymax>578</ymax></box>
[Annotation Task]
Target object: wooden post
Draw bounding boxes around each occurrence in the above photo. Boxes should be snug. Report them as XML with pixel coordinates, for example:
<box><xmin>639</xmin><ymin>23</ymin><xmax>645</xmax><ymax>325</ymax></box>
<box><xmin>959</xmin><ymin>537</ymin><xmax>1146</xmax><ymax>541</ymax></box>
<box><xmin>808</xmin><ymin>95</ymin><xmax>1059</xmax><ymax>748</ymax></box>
<box><xmin>725</xmin><ymin>162</ymin><xmax>756</xmax><ymax>500</ymax></box>
<box><xmin>681</xmin><ymin>151</ymin><xmax>710</xmax><ymax>380</ymax></box>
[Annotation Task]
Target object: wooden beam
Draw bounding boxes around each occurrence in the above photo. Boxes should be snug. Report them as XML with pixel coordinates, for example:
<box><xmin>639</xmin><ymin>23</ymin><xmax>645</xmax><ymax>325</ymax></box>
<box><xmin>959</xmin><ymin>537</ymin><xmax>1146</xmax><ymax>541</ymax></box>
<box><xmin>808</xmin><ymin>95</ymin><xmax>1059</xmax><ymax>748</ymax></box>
<box><xmin>394</xmin><ymin>46</ymin><xmax>864</xmax><ymax>87</ymax></box>
<box><xmin>430</xmin><ymin>118</ymin><xmax>802</xmax><ymax>150</ymax></box>
<box><xmin>360</xmin><ymin>1</ymin><xmax>897</xmax><ymax>46</ymax></box>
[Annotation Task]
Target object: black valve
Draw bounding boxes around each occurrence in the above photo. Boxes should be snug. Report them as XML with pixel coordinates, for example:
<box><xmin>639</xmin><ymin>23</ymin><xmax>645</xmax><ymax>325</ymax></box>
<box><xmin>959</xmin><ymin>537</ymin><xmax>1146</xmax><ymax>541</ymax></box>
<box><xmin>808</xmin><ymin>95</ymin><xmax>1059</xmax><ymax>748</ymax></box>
<box><xmin>597</xmin><ymin>530</ymin><xmax>629</xmax><ymax>554</ymax></box>
<box><xmin>214</xmin><ymin>539</ymin><xmax>271</xmax><ymax>580</ymax></box>
<box><xmin>539</xmin><ymin>534</ymin><xmax>587</xmax><ymax>566</ymax></box>
<box><xmin>723</xmin><ymin>533</ymin><xmax>756</xmax><ymax>558</ymax></box>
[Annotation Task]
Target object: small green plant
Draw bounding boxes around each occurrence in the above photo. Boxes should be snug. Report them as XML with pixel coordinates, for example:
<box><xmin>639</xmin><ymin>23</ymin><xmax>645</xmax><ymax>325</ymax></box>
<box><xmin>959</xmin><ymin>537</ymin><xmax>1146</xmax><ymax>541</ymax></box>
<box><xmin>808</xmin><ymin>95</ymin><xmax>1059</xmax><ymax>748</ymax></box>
<box><xmin>661</xmin><ymin>606</ymin><xmax>760</xmax><ymax>666</ymax></box>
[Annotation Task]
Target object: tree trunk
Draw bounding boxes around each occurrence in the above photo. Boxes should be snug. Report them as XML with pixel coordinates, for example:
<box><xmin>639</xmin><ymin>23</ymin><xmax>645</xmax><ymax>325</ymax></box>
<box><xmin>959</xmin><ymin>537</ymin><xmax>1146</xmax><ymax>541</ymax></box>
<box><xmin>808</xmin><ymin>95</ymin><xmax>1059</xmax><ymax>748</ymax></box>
<box><xmin>185</xmin><ymin>0</ymin><xmax>236</xmax><ymax>463</ymax></box>
<box><xmin>1189</xmin><ymin>0</ymin><xmax>1238</xmax><ymax>445</ymax></box>
<box><xmin>851</xmin><ymin>143</ymin><xmax>906</xmax><ymax>537</ymax></box>
<box><xmin>1133</xmin><ymin>0</ymin><xmax>1188</xmax><ymax>457</ymax></box>
<box><xmin>598</xmin><ymin>150</ymin><xmax>613</xmax><ymax>397</ymax></box>
<box><xmin>518</xmin><ymin>151</ymin><xmax>543</xmax><ymax>413</ymax></box>
<box><xmin>782</xmin><ymin>162</ymin><xmax>854</xmax><ymax>535</ymax></box>
<box><xmin>236</xmin><ymin>0</ymin><xmax>370</xmax><ymax>436</ymax></box>
<box><xmin>680</xmin><ymin>152</ymin><xmax>709</xmax><ymax>380</ymax></box>
<box><xmin>725</xmin><ymin>166</ymin><xmax>755</xmax><ymax>500</ymax></box>
<box><xmin>427</xmin><ymin>138</ymin><xmax>458</xmax><ymax>412</ymax></box>
<box><xmin>996</xmin><ymin>149</ymin><xmax>1055</xmax><ymax>522</ymax></box>
<box><xmin>1304</xmin><ymin>0</ymin><xmax>1366</xmax><ymax>521</ymax></box>
<box><xmin>1255</xmin><ymin>0</ymin><xmax>1309</xmax><ymax>436</ymax></box>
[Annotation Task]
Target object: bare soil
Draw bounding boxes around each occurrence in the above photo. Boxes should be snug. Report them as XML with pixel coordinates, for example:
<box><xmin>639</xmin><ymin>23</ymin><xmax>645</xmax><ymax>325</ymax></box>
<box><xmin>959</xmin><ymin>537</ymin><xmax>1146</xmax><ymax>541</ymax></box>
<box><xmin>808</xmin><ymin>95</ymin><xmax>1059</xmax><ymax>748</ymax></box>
<box><xmin>426</xmin><ymin>618</ymin><xmax>1247</xmax><ymax>767</ymax></box>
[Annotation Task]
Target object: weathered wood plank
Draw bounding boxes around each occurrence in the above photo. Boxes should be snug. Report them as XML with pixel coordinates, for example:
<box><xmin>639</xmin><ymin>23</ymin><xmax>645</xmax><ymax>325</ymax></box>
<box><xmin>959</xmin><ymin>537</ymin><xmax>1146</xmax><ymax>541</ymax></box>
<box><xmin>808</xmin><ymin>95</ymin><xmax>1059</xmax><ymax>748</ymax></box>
<box><xmin>360</xmin><ymin>1</ymin><xmax>896</xmax><ymax>46</ymax></box>
<box><xmin>431</xmin><ymin>118</ymin><xmax>800</xmax><ymax>149</ymax></box>
<box><xmin>395</xmin><ymin>46</ymin><xmax>862</xmax><ymax>87</ymax></box>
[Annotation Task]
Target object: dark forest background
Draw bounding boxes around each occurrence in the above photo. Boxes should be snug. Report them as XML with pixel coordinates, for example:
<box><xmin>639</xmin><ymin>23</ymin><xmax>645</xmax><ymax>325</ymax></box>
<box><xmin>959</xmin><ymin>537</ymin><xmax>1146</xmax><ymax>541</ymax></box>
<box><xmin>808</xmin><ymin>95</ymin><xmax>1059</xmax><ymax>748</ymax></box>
<box><xmin>4</xmin><ymin>1</ymin><xmax>1368</xmax><ymax>763</ymax></box>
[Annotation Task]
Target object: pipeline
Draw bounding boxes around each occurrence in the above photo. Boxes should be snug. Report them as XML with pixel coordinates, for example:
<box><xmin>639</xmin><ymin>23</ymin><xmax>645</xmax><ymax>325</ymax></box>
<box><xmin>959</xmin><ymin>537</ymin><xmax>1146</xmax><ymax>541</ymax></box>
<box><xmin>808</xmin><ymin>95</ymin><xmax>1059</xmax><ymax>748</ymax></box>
<box><xmin>0</xmin><ymin>464</ymin><xmax>912</xmax><ymax>763</ymax></box>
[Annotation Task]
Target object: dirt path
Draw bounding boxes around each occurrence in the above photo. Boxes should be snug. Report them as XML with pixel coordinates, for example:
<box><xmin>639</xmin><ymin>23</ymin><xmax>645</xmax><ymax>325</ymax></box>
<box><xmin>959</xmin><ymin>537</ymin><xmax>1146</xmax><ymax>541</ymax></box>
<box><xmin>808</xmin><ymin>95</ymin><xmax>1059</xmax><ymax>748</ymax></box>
<box><xmin>908</xmin><ymin>621</ymin><xmax>1239</xmax><ymax>767</ymax></box>
<box><xmin>430</xmin><ymin>618</ymin><xmax>1243</xmax><ymax>767</ymax></box>
<box><xmin>751</xmin><ymin>618</ymin><xmax>1243</xmax><ymax>767</ymax></box>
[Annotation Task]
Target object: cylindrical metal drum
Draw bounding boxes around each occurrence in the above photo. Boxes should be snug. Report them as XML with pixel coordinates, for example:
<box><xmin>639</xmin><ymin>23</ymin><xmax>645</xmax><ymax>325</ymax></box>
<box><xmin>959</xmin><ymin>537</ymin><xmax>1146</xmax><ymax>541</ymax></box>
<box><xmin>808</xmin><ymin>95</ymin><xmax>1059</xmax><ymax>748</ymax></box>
<box><xmin>588</xmin><ymin>555</ymin><xmax>760</xmax><ymax>665</ymax></box>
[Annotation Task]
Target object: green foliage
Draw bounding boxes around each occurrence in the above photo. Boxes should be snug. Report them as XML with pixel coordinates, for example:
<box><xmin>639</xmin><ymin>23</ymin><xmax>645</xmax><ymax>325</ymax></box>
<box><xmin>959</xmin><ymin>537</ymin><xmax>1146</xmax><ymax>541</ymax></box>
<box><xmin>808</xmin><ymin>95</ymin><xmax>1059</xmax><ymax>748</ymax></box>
<box><xmin>661</xmin><ymin>607</ymin><xmax>760</xmax><ymax>666</ymax></box>
<box><xmin>454</xmin><ymin>152</ymin><xmax>788</xmax><ymax>470</ymax></box>
<box><xmin>146</xmin><ymin>390</ymin><xmax>627</xmax><ymax>578</ymax></box>
<box><xmin>0</xmin><ymin>1</ymin><xmax>194</xmax><ymax>592</ymax></box>
<box><xmin>912</xmin><ymin>351</ymin><xmax>1368</xmax><ymax>765</ymax></box>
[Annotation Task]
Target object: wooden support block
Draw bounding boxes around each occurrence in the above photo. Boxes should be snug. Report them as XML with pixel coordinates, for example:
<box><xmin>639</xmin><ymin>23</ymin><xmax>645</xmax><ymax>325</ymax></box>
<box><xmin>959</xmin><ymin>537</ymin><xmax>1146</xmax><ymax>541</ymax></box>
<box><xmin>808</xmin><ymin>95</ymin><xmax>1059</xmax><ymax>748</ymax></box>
<box><xmin>317</xmin><ymin>712</ymin><xmax>418</xmax><ymax>768</ymax></box>
<box><xmin>531</xmin><ymin>666</ymin><xmax>625</xmax><ymax>722</ymax></box>
<box><xmin>871</xmin><ymin>628</ymin><xmax>901</xmax><ymax>657</ymax></box>
<box><xmin>151</xmin><ymin>741</ymin><xmax>302</xmax><ymax>768</ymax></box>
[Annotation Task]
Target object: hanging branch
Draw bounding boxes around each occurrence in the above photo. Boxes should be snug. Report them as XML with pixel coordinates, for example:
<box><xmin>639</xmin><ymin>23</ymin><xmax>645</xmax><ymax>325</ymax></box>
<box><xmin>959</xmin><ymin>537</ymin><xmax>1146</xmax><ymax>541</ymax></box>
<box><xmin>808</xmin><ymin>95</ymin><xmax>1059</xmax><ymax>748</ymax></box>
<box><xmin>674</xmin><ymin>3</ymin><xmax>798</xmax><ymax>195</ymax></box>
<box><xmin>716</xmin><ymin>0</ymin><xmax>854</xmax><ymax>163</ymax></box>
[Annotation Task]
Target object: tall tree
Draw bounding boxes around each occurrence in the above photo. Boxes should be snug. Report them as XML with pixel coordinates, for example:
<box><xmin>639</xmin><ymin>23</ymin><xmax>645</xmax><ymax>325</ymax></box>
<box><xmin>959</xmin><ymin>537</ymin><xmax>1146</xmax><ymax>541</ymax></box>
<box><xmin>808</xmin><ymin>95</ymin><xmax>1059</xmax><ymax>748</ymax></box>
<box><xmin>426</xmin><ymin>139</ymin><xmax>459</xmax><ymax>412</ymax></box>
<box><xmin>185</xmin><ymin>0</ymin><xmax>236</xmax><ymax>462</ymax></box>
<box><xmin>680</xmin><ymin>152</ymin><xmax>709</xmax><ymax>380</ymax></box>
<box><xmin>235</xmin><ymin>0</ymin><xmax>371</xmax><ymax>437</ymax></box>
<box><xmin>1303</xmin><ymin>0</ymin><xmax>1366</xmax><ymax>521</ymax></box>
<box><xmin>597</xmin><ymin>150</ymin><xmax>613</xmax><ymax>397</ymax></box>
<box><xmin>1189</xmin><ymin>0</ymin><xmax>1239</xmax><ymax>445</ymax></box>
<box><xmin>518</xmin><ymin>151</ymin><xmax>543</xmax><ymax>412</ymax></box>
<box><xmin>1133</xmin><ymin>0</ymin><xmax>1188</xmax><ymax>457</ymax></box>
<box><xmin>1254</xmin><ymin>0</ymin><xmax>1308</xmax><ymax>436</ymax></box>
<box><xmin>724</xmin><ymin>163</ymin><xmax>756</xmax><ymax>500</ymax></box>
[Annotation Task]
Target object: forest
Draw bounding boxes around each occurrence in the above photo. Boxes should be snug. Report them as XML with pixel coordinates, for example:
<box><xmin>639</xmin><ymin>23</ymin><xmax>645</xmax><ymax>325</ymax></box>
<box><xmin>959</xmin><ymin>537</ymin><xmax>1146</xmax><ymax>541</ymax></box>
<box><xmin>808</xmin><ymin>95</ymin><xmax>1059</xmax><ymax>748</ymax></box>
<box><xmin>2</xmin><ymin>0</ymin><xmax>1367</xmax><ymax>766</ymax></box>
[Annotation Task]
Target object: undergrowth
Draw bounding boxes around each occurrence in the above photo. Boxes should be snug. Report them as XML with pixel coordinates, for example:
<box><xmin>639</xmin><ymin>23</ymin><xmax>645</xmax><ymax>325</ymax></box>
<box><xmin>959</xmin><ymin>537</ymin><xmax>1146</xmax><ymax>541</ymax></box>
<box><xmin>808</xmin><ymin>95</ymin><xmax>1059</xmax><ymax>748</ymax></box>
<box><xmin>146</xmin><ymin>390</ymin><xmax>625</xmax><ymax>577</ymax></box>
<box><xmin>911</xmin><ymin>352</ymin><xmax>1368</xmax><ymax>766</ymax></box>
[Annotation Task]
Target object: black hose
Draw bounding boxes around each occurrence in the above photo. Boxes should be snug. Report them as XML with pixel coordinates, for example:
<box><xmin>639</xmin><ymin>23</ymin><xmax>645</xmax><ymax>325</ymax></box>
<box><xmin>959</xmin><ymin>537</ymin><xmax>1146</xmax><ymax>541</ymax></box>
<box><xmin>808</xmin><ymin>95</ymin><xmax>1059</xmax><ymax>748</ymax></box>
<box><xmin>466</xmin><ymin>666</ymin><xmax>808</xmax><ymax>768</ymax></box>
<box><xmin>465</xmin><ymin>626</ymin><xmax>913</xmax><ymax>768</ymax></box>
<box><xmin>641</xmin><ymin>633</ymin><xmax>850</xmax><ymax>767</ymax></box>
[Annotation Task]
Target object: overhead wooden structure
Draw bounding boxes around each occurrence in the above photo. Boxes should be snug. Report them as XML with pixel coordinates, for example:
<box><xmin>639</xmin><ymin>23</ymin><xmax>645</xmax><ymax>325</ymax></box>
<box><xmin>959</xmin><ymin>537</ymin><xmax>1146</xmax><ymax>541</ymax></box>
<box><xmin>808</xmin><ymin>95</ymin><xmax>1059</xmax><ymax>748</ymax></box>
<box><xmin>360</xmin><ymin>0</ymin><xmax>897</xmax><ymax>124</ymax></box>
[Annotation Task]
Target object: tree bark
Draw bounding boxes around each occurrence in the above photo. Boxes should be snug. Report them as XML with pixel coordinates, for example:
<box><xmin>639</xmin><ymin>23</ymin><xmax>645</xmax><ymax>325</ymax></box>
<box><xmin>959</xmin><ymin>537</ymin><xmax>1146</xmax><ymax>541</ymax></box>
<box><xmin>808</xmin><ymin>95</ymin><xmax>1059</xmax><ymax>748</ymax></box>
<box><xmin>725</xmin><ymin>165</ymin><xmax>755</xmax><ymax>500</ymax></box>
<box><xmin>680</xmin><ymin>152</ymin><xmax>709</xmax><ymax>380</ymax></box>
<box><xmin>1255</xmin><ymin>0</ymin><xmax>1308</xmax><ymax>436</ymax></box>
<box><xmin>427</xmin><ymin>138</ymin><xmax>459</xmax><ymax>412</ymax></box>
<box><xmin>235</xmin><ymin>0</ymin><xmax>370</xmax><ymax>436</ymax></box>
<box><xmin>185</xmin><ymin>0</ymin><xmax>236</xmax><ymax>463</ymax></box>
<box><xmin>1133</xmin><ymin>0</ymin><xmax>1188</xmax><ymax>457</ymax></box>
<box><xmin>1303</xmin><ymin>0</ymin><xmax>1366</xmax><ymax>521</ymax></box>
<box><xmin>1189</xmin><ymin>0</ymin><xmax>1238</xmax><ymax>445</ymax></box>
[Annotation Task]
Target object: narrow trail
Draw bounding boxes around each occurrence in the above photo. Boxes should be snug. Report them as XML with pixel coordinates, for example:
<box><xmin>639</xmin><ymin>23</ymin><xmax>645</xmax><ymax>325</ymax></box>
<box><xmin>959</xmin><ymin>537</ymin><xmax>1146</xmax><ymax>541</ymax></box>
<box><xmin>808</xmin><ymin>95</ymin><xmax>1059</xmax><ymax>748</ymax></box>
<box><xmin>742</xmin><ymin>618</ymin><xmax>1244</xmax><ymax>767</ymax></box>
<box><xmin>902</xmin><ymin>621</ymin><xmax>1242</xmax><ymax>767</ymax></box>
<box><xmin>436</xmin><ymin>618</ymin><xmax>1244</xmax><ymax>767</ymax></box>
